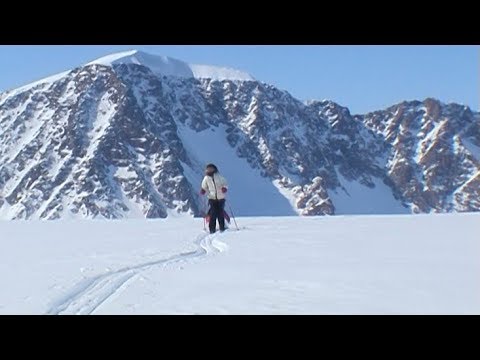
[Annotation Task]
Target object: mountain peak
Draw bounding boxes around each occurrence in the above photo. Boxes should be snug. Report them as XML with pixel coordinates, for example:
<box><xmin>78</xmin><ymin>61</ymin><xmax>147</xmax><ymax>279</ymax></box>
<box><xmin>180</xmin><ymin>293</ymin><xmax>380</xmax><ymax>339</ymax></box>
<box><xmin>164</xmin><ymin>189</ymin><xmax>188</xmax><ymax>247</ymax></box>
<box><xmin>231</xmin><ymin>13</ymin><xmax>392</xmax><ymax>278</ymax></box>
<box><xmin>86</xmin><ymin>50</ymin><xmax>255</xmax><ymax>82</ymax></box>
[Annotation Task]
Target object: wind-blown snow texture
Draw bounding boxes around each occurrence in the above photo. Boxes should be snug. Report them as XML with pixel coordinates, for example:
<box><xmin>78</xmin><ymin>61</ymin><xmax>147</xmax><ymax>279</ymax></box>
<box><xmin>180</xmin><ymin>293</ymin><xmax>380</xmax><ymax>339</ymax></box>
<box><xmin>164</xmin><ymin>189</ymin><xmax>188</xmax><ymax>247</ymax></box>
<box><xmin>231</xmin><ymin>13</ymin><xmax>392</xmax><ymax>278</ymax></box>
<box><xmin>0</xmin><ymin>51</ymin><xmax>479</xmax><ymax>219</ymax></box>
<box><xmin>0</xmin><ymin>214</ymin><xmax>478</xmax><ymax>315</ymax></box>
<box><xmin>87</xmin><ymin>50</ymin><xmax>255</xmax><ymax>81</ymax></box>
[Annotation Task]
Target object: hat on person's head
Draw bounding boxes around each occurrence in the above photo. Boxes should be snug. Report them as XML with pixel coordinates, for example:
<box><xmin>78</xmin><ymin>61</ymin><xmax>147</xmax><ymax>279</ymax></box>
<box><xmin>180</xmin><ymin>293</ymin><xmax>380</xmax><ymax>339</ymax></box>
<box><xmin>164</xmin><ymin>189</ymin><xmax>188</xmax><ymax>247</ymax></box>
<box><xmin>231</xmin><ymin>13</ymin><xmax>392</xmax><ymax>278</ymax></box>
<box><xmin>205</xmin><ymin>164</ymin><xmax>218</xmax><ymax>173</ymax></box>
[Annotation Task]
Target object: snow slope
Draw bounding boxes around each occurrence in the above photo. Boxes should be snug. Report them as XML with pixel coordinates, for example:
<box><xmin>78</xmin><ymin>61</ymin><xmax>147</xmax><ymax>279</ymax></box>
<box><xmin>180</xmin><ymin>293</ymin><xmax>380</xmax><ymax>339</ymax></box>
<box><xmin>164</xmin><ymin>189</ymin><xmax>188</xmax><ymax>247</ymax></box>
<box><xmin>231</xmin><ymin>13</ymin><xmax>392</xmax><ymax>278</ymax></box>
<box><xmin>0</xmin><ymin>70</ymin><xmax>70</xmax><ymax>102</ymax></box>
<box><xmin>0</xmin><ymin>213</ymin><xmax>478</xmax><ymax>315</ymax></box>
<box><xmin>177</xmin><ymin>124</ymin><xmax>296</xmax><ymax>216</ymax></box>
<box><xmin>330</xmin><ymin>173</ymin><xmax>410</xmax><ymax>215</ymax></box>
<box><xmin>87</xmin><ymin>50</ymin><xmax>255</xmax><ymax>81</ymax></box>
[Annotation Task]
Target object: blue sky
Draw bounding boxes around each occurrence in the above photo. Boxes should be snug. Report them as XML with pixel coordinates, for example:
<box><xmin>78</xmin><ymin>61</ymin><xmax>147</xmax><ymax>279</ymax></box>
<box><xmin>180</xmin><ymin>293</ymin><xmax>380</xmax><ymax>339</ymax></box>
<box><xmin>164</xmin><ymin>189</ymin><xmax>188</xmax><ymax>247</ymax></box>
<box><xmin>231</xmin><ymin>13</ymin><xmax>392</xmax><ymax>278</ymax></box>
<box><xmin>0</xmin><ymin>45</ymin><xmax>477</xmax><ymax>114</ymax></box>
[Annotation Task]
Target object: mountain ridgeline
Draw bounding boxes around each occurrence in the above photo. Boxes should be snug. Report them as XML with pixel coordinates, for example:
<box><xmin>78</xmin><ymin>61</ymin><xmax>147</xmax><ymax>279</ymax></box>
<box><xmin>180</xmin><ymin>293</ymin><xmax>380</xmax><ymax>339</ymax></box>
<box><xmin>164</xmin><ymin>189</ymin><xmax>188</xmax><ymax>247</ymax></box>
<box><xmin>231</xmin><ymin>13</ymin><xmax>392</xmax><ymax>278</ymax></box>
<box><xmin>0</xmin><ymin>51</ymin><xmax>478</xmax><ymax>219</ymax></box>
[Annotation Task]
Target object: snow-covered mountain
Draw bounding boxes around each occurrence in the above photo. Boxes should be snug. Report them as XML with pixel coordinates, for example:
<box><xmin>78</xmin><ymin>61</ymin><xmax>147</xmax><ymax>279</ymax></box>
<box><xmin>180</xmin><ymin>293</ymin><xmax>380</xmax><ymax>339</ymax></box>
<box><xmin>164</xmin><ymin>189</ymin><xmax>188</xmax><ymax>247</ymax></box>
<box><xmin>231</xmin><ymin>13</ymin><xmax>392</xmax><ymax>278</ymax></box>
<box><xmin>0</xmin><ymin>50</ymin><xmax>478</xmax><ymax>219</ymax></box>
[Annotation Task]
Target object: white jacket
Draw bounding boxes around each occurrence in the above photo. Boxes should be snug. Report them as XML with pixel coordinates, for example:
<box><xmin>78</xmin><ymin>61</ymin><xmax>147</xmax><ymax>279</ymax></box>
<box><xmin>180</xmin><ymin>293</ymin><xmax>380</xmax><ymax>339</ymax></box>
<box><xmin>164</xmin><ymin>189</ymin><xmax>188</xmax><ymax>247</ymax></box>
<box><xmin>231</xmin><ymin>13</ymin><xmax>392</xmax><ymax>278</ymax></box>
<box><xmin>201</xmin><ymin>173</ymin><xmax>228</xmax><ymax>200</ymax></box>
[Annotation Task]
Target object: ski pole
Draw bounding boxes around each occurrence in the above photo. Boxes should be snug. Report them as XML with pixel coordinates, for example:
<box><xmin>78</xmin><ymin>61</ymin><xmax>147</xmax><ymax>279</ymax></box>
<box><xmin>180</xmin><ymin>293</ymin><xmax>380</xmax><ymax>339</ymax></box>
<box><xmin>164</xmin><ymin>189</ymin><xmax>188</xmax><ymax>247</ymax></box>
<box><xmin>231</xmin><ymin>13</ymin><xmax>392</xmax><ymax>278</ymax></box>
<box><xmin>227</xmin><ymin>202</ymin><xmax>239</xmax><ymax>231</ymax></box>
<box><xmin>203</xmin><ymin>196</ymin><xmax>208</xmax><ymax>231</ymax></box>
<box><xmin>198</xmin><ymin>192</ymin><xmax>207</xmax><ymax>231</ymax></box>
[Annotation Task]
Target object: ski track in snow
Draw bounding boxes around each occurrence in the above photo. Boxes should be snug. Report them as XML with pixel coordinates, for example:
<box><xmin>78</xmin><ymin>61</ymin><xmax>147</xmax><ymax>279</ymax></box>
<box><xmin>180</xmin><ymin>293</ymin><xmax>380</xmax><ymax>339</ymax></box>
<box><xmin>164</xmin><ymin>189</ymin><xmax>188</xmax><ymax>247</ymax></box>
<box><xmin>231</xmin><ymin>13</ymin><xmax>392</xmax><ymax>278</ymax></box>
<box><xmin>46</xmin><ymin>232</ymin><xmax>229</xmax><ymax>315</ymax></box>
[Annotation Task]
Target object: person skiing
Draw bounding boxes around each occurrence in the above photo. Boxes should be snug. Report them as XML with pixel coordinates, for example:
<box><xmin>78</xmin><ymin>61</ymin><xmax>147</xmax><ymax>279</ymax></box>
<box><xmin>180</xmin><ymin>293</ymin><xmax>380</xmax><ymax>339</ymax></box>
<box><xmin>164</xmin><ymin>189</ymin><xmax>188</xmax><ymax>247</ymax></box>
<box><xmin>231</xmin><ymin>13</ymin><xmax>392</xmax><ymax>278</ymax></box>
<box><xmin>200</xmin><ymin>164</ymin><xmax>228</xmax><ymax>234</ymax></box>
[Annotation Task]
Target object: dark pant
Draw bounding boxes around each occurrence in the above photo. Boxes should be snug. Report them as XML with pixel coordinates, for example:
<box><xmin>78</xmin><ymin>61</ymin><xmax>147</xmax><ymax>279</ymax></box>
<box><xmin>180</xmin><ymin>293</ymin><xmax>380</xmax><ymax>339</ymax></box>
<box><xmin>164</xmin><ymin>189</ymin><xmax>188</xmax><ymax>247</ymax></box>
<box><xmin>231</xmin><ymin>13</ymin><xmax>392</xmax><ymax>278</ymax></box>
<box><xmin>208</xmin><ymin>199</ymin><xmax>226</xmax><ymax>233</ymax></box>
